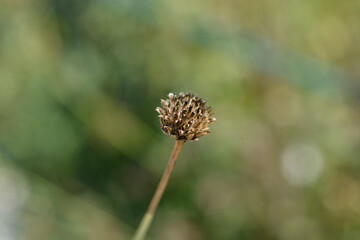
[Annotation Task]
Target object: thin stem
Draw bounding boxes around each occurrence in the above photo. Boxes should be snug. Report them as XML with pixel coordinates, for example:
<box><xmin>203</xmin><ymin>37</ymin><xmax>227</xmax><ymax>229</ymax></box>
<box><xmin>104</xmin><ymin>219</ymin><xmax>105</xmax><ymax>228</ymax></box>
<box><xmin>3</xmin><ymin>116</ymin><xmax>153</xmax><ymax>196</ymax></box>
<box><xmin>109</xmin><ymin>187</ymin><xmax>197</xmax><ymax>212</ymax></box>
<box><xmin>132</xmin><ymin>140</ymin><xmax>185</xmax><ymax>240</ymax></box>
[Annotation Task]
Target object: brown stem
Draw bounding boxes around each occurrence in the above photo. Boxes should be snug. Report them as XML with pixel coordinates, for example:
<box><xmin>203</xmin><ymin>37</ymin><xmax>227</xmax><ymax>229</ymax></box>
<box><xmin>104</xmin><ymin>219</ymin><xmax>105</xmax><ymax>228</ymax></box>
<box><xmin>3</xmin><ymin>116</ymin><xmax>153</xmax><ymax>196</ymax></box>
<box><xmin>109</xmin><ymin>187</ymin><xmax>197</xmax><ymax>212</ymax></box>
<box><xmin>132</xmin><ymin>140</ymin><xmax>185</xmax><ymax>240</ymax></box>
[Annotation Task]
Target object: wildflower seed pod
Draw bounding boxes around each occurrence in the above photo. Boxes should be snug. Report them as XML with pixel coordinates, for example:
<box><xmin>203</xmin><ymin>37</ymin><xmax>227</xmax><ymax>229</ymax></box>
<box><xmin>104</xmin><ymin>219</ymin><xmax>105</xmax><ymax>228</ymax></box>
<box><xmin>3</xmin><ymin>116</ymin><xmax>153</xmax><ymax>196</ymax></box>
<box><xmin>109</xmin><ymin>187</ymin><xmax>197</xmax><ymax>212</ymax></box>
<box><xmin>156</xmin><ymin>92</ymin><xmax>216</xmax><ymax>141</ymax></box>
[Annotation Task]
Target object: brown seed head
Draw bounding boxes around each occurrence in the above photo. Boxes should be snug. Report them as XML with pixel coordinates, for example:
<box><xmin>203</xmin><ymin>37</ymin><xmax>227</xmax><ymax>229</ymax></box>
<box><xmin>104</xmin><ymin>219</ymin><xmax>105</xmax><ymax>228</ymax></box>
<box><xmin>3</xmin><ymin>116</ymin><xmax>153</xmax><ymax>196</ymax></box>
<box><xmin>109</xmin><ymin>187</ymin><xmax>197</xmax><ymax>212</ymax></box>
<box><xmin>156</xmin><ymin>92</ymin><xmax>216</xmax><ymax>141</ymax></box>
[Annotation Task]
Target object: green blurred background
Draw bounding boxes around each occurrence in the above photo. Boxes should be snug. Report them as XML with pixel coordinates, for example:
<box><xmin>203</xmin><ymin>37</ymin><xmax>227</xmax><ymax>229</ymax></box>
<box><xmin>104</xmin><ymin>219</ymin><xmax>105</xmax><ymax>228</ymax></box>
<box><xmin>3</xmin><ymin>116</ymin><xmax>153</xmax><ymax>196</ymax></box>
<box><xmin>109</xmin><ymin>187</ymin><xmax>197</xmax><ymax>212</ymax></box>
<box><xmin>1</xmin><ymin>0</ymin><xmax>360</xmax><ymax>239</ymax></box>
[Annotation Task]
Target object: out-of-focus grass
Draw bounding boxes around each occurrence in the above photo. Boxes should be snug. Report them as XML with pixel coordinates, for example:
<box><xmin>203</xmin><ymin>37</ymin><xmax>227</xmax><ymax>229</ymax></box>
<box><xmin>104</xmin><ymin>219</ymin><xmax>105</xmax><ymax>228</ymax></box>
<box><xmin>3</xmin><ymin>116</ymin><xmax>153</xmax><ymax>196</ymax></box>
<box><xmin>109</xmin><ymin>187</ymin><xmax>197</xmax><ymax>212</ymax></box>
<box><xmin>1</xmin><ymin>0</ymin><xmax>360</xmax><ymax>239</ymax></box>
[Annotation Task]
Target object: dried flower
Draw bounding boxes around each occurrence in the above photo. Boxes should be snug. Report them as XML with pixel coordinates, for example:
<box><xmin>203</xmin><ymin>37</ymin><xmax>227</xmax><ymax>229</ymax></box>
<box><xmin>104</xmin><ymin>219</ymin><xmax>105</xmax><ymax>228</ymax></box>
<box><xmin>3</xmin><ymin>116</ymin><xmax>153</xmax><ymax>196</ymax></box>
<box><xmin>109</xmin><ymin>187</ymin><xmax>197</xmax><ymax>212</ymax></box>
<box><xmin>156</xmin><ymin>92</ymin><xmax>216</xmax><ymax>141</ymax></box>
<box><xmin>133</xmin><ymin>92</ymin><xmax>216</xmax><ymax>240</ymax></box>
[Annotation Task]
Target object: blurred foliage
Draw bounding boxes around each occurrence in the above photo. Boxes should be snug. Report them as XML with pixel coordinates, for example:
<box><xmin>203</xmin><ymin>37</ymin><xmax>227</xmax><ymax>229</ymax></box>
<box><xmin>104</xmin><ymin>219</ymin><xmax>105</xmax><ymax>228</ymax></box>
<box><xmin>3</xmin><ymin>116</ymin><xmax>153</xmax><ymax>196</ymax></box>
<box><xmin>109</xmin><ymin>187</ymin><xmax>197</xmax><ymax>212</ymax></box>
<box><xmin>1</xmin><ymin>0</ymin><xmax>360</xmax><ymax>239</ymax></box>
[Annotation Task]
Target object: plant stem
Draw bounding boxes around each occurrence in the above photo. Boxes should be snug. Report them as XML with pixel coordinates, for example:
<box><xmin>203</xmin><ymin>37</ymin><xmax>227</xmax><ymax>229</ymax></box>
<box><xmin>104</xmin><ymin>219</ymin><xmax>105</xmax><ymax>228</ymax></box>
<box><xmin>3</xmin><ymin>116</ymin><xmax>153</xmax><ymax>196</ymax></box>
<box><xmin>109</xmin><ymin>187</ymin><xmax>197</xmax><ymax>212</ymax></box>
<box><xmin>132</xmin><ymin>140</ymin><xmax>185</xmax><ymax>240</ymax></box>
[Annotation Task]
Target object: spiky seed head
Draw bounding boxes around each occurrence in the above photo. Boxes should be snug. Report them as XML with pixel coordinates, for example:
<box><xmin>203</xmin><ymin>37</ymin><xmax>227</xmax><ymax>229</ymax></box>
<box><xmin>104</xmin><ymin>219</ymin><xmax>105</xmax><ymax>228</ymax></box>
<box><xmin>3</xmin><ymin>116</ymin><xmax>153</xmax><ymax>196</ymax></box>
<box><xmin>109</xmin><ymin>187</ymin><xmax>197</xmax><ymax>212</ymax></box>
<box><xmin>156</xmin><ymin>92</ymin><xmax>216</xmax><ymax>141</ymax></box>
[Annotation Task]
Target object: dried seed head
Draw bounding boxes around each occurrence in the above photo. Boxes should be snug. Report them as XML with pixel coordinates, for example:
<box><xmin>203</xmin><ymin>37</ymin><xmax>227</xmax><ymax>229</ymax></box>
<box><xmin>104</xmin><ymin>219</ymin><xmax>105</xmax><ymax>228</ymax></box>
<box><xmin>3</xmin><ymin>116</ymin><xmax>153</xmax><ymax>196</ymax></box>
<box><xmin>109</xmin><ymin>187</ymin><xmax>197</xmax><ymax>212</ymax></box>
<box><xmin>156</xmin><ymin>92</ymin><xmax>216</xmax><ymax>141</ymax></box>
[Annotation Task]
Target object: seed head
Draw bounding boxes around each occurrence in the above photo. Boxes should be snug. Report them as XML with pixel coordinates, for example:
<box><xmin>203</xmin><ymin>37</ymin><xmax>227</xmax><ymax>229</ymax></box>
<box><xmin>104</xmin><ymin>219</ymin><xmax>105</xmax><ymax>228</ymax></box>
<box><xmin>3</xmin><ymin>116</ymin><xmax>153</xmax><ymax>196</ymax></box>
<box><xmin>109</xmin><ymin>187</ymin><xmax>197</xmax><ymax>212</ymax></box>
<box><xmin>156</xmin><ymin>92</ymin><xmax>216</xmax><ymax>141</ymax></box>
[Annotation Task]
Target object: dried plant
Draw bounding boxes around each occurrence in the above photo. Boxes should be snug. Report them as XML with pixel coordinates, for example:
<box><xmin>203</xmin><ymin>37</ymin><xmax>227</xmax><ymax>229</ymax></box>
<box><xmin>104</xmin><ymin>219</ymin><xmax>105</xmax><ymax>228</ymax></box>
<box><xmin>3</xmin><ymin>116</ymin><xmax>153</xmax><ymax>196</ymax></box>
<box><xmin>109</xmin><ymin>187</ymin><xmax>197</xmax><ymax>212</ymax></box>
<box><xmin>132</xmin><ymin>92</ymin><xmax>216</xmax><ymax>240</ymax></box>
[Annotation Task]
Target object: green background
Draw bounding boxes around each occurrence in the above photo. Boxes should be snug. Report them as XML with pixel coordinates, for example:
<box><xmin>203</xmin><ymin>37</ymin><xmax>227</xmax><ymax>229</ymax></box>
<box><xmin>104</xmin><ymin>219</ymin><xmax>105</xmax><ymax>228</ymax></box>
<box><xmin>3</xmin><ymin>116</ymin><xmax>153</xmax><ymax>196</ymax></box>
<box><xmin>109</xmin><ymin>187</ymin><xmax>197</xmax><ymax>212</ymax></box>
<box><xmin>0</xmin><ymin>0</ymin><xmax>360</xmax><ymax>239</ymax></box>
